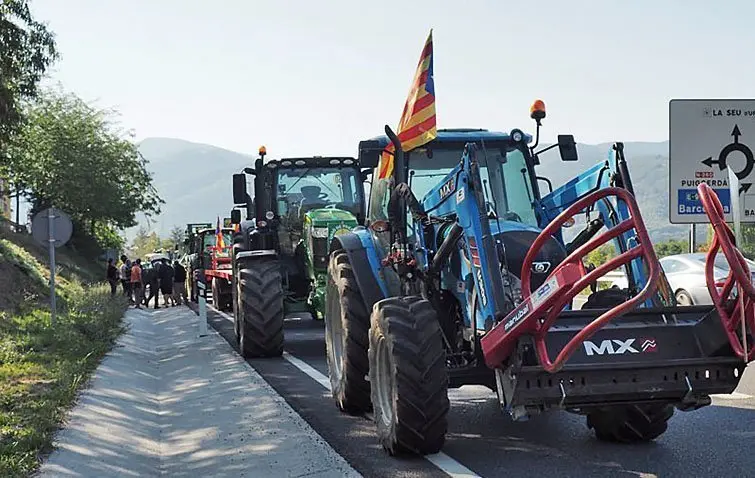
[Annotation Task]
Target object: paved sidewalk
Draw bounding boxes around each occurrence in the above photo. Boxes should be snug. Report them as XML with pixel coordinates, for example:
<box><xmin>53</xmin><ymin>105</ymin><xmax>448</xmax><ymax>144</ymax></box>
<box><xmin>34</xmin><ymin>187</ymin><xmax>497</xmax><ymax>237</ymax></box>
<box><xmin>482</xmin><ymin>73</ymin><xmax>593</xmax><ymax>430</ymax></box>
<box><xmin>36</xmin><ymin>306</ymin><xmax>361</xmax><ymax>478</ymax></box>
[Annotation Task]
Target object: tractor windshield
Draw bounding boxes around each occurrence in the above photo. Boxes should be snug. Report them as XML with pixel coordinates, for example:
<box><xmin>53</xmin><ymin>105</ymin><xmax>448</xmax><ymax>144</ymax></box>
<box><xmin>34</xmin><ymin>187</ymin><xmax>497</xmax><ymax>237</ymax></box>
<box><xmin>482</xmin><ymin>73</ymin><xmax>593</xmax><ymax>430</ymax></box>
<box><xmin>202</xmin><ymin>231</ymin><xmax>232</xmax><ymax>250</ymax></box>
<box><xmin>406</xmin><ymin>143</ymin><xmax>538</xmax><ymax>227</ymax></box>
<box><xmin>275</xmin><ymin>167</ymin><xmax>363</xmax><ymax>218</ymax></box>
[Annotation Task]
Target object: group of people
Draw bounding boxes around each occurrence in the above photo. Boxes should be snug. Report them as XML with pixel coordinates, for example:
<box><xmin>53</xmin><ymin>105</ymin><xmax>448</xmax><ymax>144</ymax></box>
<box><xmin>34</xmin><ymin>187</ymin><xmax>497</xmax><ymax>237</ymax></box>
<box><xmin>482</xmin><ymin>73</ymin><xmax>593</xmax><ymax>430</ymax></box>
<box><xmin>106</xmin><ymin>255</ymin><xmax>188</xmax><ymax>309</ymax></box>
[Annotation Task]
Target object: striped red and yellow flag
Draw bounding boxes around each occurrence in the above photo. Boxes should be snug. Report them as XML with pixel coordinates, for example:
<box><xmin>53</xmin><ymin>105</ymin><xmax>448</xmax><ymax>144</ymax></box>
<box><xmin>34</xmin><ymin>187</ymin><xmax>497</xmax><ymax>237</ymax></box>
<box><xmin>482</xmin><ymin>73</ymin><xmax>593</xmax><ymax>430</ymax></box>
<box><xmin>377</xmin><ymin>30</ymin><xmax>437</xmax><ymax>180</ymax></box>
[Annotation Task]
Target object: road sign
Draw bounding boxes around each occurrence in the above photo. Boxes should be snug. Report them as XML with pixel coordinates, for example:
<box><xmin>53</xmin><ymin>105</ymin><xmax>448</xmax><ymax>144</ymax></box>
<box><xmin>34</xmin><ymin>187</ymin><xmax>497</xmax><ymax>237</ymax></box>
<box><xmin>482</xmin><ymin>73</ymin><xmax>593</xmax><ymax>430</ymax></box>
<box><xmin>30</xmin><ymin>207</ymin><xmax>73</xmax><ymax>327</ymax></box>
<box><xmin>670</xmin><ymin>99</ymin><xmax>755</xmax><ymax>224</ymax></box>
<box><xmin>31</xmin><ymin>207</ymin><xmax>73</xmax><ymax>247</ymax></box>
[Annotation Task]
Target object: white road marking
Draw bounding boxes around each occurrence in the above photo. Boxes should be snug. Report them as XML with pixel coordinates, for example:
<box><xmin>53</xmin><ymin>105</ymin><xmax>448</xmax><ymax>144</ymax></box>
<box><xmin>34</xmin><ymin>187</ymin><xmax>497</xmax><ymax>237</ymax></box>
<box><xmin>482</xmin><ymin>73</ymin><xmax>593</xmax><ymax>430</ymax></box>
<box><xmin>207</xmin><ymin>304</ymin><xmax>483</xmax><ymax>478</ymax></box>
<box><xmin>282</xmin><ymin>352</ymin><xmax>332</xmax><ymax>390</ymax></box>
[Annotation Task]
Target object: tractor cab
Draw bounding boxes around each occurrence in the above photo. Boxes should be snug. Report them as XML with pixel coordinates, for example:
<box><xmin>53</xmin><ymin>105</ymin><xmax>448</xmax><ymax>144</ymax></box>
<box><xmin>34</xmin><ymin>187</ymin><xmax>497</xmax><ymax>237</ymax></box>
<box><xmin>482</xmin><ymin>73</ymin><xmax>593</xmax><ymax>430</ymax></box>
<box><xmin>360</xmin><ymin>128</ymin><xmax>580</xmax><ymax>294</ymax></box>
<box><xmin>232</xmin><ymin>149</ymin><xmax>369</xmax><ymax>318</ymax></box>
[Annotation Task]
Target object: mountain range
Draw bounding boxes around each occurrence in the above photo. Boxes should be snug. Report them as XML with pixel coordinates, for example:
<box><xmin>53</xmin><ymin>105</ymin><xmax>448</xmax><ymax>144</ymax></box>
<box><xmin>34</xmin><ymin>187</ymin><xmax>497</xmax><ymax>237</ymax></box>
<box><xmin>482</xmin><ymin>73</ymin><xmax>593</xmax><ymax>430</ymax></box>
<box><xmin>129</xmin><ymin>137</ymin><xmax>691</xmax><ymax>243</ymax></box>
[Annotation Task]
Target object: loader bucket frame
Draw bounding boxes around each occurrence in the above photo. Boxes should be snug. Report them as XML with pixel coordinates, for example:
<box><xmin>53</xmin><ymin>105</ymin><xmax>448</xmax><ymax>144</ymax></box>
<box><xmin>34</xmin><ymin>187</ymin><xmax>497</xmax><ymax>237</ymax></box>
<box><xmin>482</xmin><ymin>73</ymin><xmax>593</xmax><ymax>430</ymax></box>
<box><xmin>698</xmin><ymin>183</ymin><xmax>755</xmax><ymax>361</ymax></box>
<box><xmin>482</xmin><ymin>186</ymin><xmax>661</xmax><ymax>372</ymax></box>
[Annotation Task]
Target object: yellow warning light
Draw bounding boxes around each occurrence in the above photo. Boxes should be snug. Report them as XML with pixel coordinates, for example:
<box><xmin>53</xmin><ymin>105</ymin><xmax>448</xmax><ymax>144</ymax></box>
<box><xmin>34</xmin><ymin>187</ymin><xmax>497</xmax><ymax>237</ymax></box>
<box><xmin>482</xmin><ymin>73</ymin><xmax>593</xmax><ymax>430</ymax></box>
<box><xmin>530</xmin><ymin>99</ymin><xmax>546</xmax><ymax>121</ymax></box>
<box><xmin>259</xmin><ymin>145</ymin><xmax>267</xmax><ymax>156</ymax></box>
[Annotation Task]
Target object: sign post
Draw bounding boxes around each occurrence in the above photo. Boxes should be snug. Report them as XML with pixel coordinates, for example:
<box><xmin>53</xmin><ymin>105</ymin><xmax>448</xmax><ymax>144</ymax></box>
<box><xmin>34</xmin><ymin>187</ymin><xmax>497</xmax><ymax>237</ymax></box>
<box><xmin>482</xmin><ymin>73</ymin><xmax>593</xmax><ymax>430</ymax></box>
<box><xmin>31</xmin><ymin>208</ymin><xmax>73</xmax><ymax>327</ymax></box>
<box><xmin>197</xmin><ymin>273</ymin><xmax>208</xmax><ymax>337</ymax></box>
<box><xmin>669</xmin><ymin>99</ymin><xmax>755</xmax><ymax>226</ymax></box>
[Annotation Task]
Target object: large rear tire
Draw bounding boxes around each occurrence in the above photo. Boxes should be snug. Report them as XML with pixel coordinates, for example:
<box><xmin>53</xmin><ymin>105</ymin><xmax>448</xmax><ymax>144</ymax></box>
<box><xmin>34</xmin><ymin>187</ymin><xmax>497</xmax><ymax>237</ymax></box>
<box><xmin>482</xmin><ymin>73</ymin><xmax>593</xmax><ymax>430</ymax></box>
<box><xmin>324</xmin><ymin>251</ymin><xmax>372</xmax><ymax>414</ymax></box>
<box><xmin>238</xmin><ymin>258</ymin><xmax>284</xmax><ymax>358</ymax></box>
<box><xmin>582</xmin><ymin>287</ymin><xmax>674</xmax><ymax>443</ymax></box>
<box><xmin>369</xmin><ymin>296</ymin><xmax>449</xmax><ymax>455</ymax></box>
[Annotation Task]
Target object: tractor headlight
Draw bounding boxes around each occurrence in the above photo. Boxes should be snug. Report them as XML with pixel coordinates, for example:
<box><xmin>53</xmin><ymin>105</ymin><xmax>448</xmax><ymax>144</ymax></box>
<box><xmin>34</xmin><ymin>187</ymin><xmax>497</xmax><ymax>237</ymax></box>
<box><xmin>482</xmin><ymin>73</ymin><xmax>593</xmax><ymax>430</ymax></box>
<box><xmin>312</xmin><ymin>227</ymin><xmax>329</xmax><ymax>238</ymax></box>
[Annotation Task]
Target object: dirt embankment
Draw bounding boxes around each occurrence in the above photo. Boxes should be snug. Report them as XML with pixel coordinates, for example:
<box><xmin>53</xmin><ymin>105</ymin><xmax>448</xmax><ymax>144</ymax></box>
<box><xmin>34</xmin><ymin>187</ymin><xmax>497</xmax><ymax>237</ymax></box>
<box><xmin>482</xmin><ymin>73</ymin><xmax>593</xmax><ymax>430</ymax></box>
<box><xmin>0</xmin><ymin>220</ymin><xmax>105</xmax><ymax>314</ymax></box>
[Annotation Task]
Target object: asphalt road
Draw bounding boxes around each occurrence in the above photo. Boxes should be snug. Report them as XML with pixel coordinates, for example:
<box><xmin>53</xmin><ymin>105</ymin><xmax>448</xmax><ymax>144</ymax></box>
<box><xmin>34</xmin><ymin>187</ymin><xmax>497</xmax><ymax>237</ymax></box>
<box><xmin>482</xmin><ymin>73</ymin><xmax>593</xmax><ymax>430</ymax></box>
<box><xmin>203</xmin><ymin>304</ymin><xmax>755</xmax><ymax>478</ymax></box>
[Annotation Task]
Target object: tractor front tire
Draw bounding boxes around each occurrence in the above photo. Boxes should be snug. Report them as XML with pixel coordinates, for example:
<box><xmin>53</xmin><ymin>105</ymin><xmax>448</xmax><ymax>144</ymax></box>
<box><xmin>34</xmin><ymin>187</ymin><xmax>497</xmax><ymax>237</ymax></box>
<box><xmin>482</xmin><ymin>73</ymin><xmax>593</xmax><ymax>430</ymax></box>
<box><xmin>238</xmin><ymin>258</ymin><xmax>284</xmax><ymax>358</ymax></box>
<box><xmin>324</xmin><ymin>251</ymin><xmax>372</xmax><ymax>414</ymax></box>
<box><xmin>587</xmin><ymin>404</ymin><xmax>674</xmax><ymax>443</ymax></box>
<box><xmin>581</xmin><ymin>288</ymin><xmax>674</xmax><ymax>443</ymax></box>
<box><xmin>369</xmin><ymin>296</ymin><xmax>449</xmax><ymax>455</ymax></box>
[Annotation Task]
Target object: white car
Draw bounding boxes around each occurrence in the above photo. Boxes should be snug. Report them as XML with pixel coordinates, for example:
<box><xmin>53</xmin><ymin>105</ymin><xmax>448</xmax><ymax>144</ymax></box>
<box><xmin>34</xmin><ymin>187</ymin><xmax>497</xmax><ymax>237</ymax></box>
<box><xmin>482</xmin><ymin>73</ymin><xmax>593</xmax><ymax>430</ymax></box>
<box><xmin>610</xmin><ymin>252</ymin><xmax>755</xmax><ymax>306</ymax></box>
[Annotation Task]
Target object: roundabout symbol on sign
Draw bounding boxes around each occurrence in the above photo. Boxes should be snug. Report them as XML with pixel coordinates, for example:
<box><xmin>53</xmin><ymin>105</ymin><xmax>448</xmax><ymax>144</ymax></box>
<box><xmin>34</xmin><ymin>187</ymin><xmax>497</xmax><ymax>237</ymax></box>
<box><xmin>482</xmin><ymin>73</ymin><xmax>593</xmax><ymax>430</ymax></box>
<box><xmin>701</xmin><ymin>124</ymin><xmax>755</xmax><ymax>193</ymax></box>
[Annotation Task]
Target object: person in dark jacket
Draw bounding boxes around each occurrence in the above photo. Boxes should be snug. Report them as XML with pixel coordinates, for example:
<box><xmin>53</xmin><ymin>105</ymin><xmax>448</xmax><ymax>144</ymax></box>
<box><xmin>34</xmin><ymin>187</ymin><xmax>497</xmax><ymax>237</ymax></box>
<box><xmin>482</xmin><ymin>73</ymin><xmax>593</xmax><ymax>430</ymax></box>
<box><xmin>106</xmin><ymin>258</ymin><xmax>119</xmax><ymax>296</ymax></box>
<box><xmin>172</xmin><ymin>260</ymin><xmax>188</xmax><ymax>305</ymax></box>
<box><xmin>159</xmin><ymin>258</ymin><xmax>175</xmax><ymax>306</ymax></box>
<box><xmin>143</xmin><ymin>261</ymin><xmax>161</xmax><ymax>309</ymax></box>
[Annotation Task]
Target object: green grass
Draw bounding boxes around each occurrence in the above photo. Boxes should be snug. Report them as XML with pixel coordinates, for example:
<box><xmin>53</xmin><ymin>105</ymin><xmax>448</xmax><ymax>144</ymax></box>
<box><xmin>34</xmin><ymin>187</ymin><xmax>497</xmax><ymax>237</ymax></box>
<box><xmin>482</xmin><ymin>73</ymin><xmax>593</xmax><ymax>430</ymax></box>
<box><xmin>0</xmin><ymin>284</ymin><xmax>126</xmax><ymax>477</ymax></box>
<box><xmin>0</xmin><ymin>225</ymin><xmax>127</xmax><ymax>477</ymax></box>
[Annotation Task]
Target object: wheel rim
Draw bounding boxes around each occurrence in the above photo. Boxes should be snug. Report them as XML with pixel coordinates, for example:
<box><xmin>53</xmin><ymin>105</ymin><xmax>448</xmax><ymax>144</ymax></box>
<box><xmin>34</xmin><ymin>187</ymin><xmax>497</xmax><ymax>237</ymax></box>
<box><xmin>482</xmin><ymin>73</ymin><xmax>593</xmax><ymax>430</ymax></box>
<box><xmin>325</xmin><ymin>277</ymin><xmax>344</xmax><ymax>379</ymax></box>
<box><xmin>676</xmin><ymin>291</ymin><xmax>692</xmax><ymax>306</ymax></box>
<box><xmin>374</xmin><ymin>336</ymin><xmax>394</xmax><ymax>427</ymax></box>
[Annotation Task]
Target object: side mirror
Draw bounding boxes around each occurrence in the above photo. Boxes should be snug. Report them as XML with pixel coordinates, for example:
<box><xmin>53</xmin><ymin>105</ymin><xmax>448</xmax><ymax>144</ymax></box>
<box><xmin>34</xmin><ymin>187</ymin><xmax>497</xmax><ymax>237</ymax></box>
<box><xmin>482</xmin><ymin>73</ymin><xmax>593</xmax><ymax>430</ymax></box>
<box><xmin>233</xmin><ymin>173</ymin><xmax>247</xmax><ymax>204</ymax></box>
<box><xmin>558</xmin><ymin>135</ymin><xmax>578</xmax><ymax>161</ymax></box>
<box><xmin>358</xmin><ymin>139</ymin><xmax>383</xmax><ymax>168</ymax></box>
<box><xmin>243</xmin><ymin>167</ymin><xmax>256</xmax><ymax>175</ymax></box>
<box><xmin>361</xmin><ymin>168</ymin><xmax>372</xmax><ymax>182</ymax></box>
<box><xmin>230</xmin><ymin>209</ymin><xmax>241</xmax><ymax>224</ymax></box>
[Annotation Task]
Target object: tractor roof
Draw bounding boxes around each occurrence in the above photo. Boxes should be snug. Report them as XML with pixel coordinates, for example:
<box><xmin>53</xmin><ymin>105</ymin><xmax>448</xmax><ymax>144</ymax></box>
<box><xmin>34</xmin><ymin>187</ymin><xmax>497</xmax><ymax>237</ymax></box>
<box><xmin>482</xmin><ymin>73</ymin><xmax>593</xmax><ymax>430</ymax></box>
<box><xmin>362</xmin><ymin>128</ymin><xmax>533</xmax><ymax>148</ymax></box>
<box><xmin>263</xmin><ymin>156</ymin><xmax>359</xmax><ymax>169</ymax></box>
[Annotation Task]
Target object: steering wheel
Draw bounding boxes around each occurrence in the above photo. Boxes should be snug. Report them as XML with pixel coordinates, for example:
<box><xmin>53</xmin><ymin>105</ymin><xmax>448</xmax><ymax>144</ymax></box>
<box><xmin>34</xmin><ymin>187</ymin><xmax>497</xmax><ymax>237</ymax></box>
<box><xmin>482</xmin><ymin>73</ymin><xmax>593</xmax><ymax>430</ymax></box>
<box><xmin>697</xmin><ymin>183</ymin><xmax>755</xmax><ymax>360</ymax></box>
<box><xmin>502</xmin><ymin>212</ymin><xmax>522</xmax><ymax>222</ymax></box>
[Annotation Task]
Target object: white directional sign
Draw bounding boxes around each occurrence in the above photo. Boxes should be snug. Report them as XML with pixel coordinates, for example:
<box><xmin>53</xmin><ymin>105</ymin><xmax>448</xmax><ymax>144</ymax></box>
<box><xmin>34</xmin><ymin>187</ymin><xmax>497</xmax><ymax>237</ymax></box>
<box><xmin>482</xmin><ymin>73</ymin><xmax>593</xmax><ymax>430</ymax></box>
<box><xmin>669</xmin><ymin>99</ymin><xmax>755</xmax><ymax>224</ymax></box>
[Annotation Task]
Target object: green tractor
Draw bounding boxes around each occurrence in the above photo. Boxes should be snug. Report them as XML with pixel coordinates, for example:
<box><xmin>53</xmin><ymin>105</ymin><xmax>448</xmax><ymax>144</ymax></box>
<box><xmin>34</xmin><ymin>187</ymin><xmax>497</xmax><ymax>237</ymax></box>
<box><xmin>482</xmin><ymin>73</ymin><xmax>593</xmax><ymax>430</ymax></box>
<box><xmin>230</xmin><ymin>147</ymin><xmax>368</xmax><ymax>357</ymax></box>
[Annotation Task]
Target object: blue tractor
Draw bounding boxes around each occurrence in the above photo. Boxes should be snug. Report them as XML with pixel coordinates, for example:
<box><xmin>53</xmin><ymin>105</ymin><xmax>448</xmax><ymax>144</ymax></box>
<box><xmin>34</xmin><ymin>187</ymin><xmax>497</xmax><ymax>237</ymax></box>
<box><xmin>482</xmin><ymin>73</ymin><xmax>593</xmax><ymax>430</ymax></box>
<box><xmin>323</xmin><ymin>100</ymin><xmax>753</xmax><ymax>455</ymax></box>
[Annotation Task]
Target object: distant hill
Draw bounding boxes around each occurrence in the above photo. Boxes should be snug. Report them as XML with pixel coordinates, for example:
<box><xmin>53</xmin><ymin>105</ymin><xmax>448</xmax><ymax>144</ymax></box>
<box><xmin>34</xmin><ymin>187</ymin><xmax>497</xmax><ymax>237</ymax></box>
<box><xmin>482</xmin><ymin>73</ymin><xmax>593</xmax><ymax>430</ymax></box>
<box><xmin>126</xmin><ymin>138</ymin><xmax>254</xmax><ymax>240</ymax></box>
<box><xmin>129</xmin><ymin>137</ymin><xmax>691</xmax><ymax>243</ymax></box>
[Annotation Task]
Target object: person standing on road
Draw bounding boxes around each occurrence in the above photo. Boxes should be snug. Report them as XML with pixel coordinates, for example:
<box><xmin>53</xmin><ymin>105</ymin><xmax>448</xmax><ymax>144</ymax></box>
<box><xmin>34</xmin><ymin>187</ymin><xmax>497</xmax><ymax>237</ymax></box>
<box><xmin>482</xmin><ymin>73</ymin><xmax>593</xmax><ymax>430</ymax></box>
<box><xmin>144</xmin><ymin>260</ymin><xmax>161</xmax><ymax>309</ymax></box>
<box><xmin>120</xmin><ymin>255</ymin><xmax>133</xmax><ymax>303</ymax></box>
<box><xmin>106</xmin><ymin>258</ymin><xmax>119</xmax><ymax>297</ymax></box>
<box><xmin>172</xmin><ymin>260</ymin><xmax>188</xmax><ymax>305</ymax></box>
<box><xmin>159</xmin><ymin>258</ymin><xmax>175</xmax><ymax>306</ymax></box>
<box><xmin>130</xmin><ymin>258</ymin><xmax>143</xmax><ymax>309</ymax></box>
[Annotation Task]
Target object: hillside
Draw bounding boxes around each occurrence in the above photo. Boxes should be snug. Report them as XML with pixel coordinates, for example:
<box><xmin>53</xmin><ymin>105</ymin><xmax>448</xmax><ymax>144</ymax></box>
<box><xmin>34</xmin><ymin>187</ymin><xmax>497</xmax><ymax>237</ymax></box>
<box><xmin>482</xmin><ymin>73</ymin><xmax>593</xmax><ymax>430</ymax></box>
<box><xmin>131</xmin><ymin>137</ymin><xmax>687</xmax><ymax>243</ymax></box>
<box><xmin>0</xmin><ymin>218</ymin><xmax>125</xmax><ymax>477</ymax></box>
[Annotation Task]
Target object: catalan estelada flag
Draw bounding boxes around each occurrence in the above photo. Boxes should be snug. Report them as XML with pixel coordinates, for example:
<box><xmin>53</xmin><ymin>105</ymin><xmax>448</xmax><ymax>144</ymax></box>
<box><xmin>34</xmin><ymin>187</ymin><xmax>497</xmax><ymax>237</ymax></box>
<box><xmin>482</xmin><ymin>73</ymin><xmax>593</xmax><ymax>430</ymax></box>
<box><xmin>215</xmin><ymin>216</ymin><xmax>225</xmax><ymax>249</ymax></box>
<box><xmin>377</xmin><ymin>29</ymin><xmax>437</xmax><ymax>180</ymax></box>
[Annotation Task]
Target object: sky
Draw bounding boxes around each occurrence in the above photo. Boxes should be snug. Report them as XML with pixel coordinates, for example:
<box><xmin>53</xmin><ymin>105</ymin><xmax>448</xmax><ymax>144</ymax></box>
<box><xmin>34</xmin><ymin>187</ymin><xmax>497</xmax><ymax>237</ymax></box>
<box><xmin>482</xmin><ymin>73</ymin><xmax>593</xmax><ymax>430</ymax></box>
<box><xmin>27</xmin><ymin>0</ymin><xmax>755</xmax><ymax>159</ymax></box>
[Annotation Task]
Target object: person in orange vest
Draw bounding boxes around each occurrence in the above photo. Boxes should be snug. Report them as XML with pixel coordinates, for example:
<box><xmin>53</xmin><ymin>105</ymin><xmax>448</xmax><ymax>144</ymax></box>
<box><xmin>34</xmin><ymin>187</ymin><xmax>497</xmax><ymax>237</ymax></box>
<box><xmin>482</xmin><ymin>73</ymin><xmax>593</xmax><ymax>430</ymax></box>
<box><xmin>130</xmin><ymin>258</ymin><xmax>144</xmax><ymax>309</ymax></box>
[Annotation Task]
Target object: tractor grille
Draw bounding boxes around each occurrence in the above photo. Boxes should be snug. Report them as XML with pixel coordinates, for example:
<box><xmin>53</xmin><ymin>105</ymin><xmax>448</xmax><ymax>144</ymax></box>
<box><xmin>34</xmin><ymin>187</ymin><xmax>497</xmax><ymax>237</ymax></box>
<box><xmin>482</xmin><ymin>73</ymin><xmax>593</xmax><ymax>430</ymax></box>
<box><xmin>312</xmin><ymin>237</ymin><xmax>329</xmax><ymax>270</ymax></box>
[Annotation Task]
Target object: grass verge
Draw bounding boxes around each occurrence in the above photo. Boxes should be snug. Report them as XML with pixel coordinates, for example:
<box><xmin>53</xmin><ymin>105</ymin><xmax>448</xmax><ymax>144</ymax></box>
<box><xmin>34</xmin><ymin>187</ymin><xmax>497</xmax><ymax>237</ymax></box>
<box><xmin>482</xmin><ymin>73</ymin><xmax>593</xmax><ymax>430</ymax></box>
<box><xmin>0</xmin><ymin>283</ymin><xmax>127</xmax><ymax>477</ymax></box>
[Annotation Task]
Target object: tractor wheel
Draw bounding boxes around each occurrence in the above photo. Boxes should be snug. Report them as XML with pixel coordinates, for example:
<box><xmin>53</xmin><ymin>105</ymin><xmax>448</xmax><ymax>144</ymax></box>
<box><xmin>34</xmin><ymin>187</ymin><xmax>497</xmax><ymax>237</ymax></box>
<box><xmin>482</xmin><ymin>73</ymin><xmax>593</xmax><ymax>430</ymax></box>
<box><xmin>232</xmin><ymin>275</ymin><xmax>240</xmax><ymax>344</ymax></box>
<box><xmin>581</xmin><ymin>289</ymin><xmax>674</xmax><ymax>442</ymax></box>
<box><xmin>369</xmin><ymin>296</ymin><xmax>449</xmax><ymax>455</ymax></box>
<box><xmin>238</xmin><ymin>258</ymin><xmax>284</xmax><ymax>358</ymax></box>
<box><xmin>211</xmin><ymin>278</ymin><xmax>220</xmax><ymax>308</ymax></box>
<box><xmin>324</xmin><ymin>251</ymin><xmax>372</xmax><ymax>414</ymax></box>
<box><xmin>586</xmin><ymin>404</ymin><xmax>674</xmax><ymax>443</ymax></box>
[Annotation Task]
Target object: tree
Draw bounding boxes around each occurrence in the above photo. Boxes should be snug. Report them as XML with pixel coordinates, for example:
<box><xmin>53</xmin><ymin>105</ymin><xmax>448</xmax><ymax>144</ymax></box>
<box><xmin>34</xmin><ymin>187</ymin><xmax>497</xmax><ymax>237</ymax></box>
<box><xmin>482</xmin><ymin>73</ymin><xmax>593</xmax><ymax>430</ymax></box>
<box><xmin>2</xmin><ymin>88</ymin><xmax>164</xmax><ymax>253</ymax></box>
<box><xmin>585</xmin><ymin>243</ymin><xmax>616</xmax><ymax>267</ymax></box>
<box><xmin>653</xmin><ymin>239</ymin><xmax>689</xmax><ymax>258</ymax></box>
<box><xmin>130</xmin><ymin>226</ymin><xmax>161</xmax><ymax>259</ymax></box>
<box><xmin>155</xmin><ymin>225</ymin><xmax>185</xmax><ymax>253</ymax></box>
<box><xmin>0</xmin><ymin>0</ymin><xmax>58</xmax><ymax>146</ymax></box>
